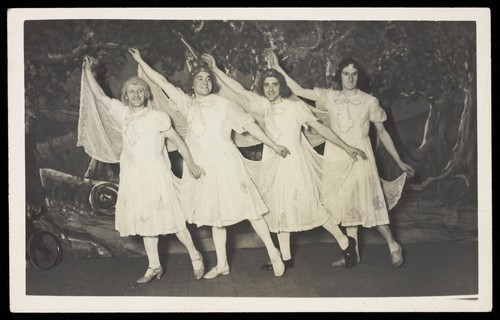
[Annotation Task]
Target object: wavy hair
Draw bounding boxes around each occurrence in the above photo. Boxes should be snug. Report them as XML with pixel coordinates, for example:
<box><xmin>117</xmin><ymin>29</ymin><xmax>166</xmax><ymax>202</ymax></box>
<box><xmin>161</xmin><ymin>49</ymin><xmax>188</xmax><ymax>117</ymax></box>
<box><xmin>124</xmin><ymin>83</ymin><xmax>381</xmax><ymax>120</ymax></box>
<box><xmin>256</xmin><ymin>68</ymin><xmax>293</xmax><ymax>98</ymax></box>
<box><xmin>184</xmin><ymin>63</ymin><xmax>220</xmax><ymax>95</ymax></box>
<box><xmin>120</xmin><ymin>76</ymin><xmax>152</xmax><ymax>105</ymax></box>
<box><xmin>331</xmin><ymin>57</ymin><xmax>370</xmax><ymax>91</ymax></box>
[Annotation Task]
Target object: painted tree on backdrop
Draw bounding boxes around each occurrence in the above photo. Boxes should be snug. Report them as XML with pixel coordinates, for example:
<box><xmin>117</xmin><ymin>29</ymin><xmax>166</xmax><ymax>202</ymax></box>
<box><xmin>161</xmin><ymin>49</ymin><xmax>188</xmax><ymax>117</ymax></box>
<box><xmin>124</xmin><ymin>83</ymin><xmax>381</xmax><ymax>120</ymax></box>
<box><xmin>25</xmin><ymin>20</ymin><xmax>476</xmax><ymax>209</ymax></box>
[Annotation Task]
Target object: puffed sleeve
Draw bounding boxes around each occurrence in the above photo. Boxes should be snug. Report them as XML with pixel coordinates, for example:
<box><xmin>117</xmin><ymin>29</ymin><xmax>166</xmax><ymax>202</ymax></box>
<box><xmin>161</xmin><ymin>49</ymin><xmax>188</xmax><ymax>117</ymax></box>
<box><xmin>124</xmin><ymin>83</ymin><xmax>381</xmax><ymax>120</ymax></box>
<box><xmin>313</xmin><ymin>87</ymin><xmax>332</xmax><ymax>111</ymax></box>
<box><xmin>368</xmin><ymin>96</ymin><xmax>387</xmax><ymax>123</ymax></box>
<box><xmin>108</xmin><ymin>98</ymin><xmax>128</xmax><ymax>125</ymax></box>
<box><xmin>224</xmin><ymin>99</ymin><xmax>255</xmax><ymax>134</ymax></box>
<box><xmin>247</xmin><ymin>93</ymin><xmax>268</xmax><ymax>116</ymax></box>
<box><xmin>169</xmin><ymin>87</ymin><xmax>191</xmax><ymax>117</ymax></box>
<box><xmin>294</xmin><ymin>101</ymin><xmax>319</xmax><ymax>129</ymax></box>
<box><xmin>155</xmin><ymin>110</ymin><xmax>172</xmax><ymax>132</ymax></box>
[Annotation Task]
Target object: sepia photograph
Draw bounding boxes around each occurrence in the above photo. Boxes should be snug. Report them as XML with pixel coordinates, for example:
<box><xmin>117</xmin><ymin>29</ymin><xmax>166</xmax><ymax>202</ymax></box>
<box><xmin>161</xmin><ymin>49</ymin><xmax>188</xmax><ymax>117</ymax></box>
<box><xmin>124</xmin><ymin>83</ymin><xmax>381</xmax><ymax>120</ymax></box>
<box><xmin>8</xmin><ymin>7</ymin><xmax>491</xmax><ymax>312</ymax></box>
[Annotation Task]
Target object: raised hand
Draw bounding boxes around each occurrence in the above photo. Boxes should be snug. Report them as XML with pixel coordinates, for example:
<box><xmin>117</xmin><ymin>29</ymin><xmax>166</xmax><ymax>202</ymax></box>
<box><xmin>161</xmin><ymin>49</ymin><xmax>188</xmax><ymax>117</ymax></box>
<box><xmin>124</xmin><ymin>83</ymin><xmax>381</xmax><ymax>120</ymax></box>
<box><xmin>82</xmin><ymin>55</ymin><xmax>97</xmax><ymax>70</ymax></box>
<box><xmin>128</xmin><ymin>48</ymin><xmax>142</xmax><ymax>62</ymax></box>
<box><xmin>262</xmin><ymin>48</ymin><xmax>279</xmax><ymax>68</ymax></box>
<box><xmin>200</xmin><ymin>54</ymin><xmax>216</xmax><ymax>70</ymax></box>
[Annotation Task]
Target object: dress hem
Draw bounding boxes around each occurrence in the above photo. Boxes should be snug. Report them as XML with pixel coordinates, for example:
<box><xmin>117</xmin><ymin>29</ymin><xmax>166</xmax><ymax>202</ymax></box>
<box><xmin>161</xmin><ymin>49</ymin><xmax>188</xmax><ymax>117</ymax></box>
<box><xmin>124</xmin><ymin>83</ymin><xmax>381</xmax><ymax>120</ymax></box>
<box><xmin>267</xmin><ymin>216</ymin><xmax>328</xmax><ymax>233</ymax></box>
<box><xmin>116</xmin><ymin>226</ymin><xmax>187</xmax><ymax>237</ymax></box>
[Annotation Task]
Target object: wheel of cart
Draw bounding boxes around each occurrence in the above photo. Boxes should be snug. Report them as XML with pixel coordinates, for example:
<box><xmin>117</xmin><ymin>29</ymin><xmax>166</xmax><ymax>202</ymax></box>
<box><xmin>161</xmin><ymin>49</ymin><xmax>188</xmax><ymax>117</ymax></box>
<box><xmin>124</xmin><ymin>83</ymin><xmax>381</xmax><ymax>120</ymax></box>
<box><xmin>89</xmin><ymin>181</ymin><xmax>119</xmax><ymax>216</ymax></box>
<box><xmin>26</xmin><ymin>204</ymin><xmax>63</xmax><ymax>270</ymax></box>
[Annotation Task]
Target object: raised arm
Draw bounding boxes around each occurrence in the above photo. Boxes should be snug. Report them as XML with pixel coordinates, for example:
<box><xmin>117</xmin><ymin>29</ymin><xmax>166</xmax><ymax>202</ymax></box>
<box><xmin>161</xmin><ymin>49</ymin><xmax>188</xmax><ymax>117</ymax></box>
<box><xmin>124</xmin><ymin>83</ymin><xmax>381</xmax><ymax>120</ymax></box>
<box><xmin>82</xmin><ymin>56</ymin><xmax>113</xmax><ymax>109</ymax></box>
<box><xmin>307</xmin><ymin>121</ymin><xmax>366</xmax><ymax>161</ymax></box>
<box><xmin>161</xmin><ymin>128</ymin><xmax>205</xmax><ymax>179</ymax></box>
<box><xmin>128</xmin><ymin>48</ymin><xmax>184</xmax><ymax>104</ymax></box>
<box><xmin>263</xmin><ymin>49</ymin><xmax>318</xmax><ymax>101</ymax></box>
<box><xmin>374</xmin><ymin>122</ymin><xmax>415</xmax><ymax>177</ymax></box>
<box><xmin>200</xmin><ymin>53</ymin><xmax>256</xmax><ymax>102</ymax></box>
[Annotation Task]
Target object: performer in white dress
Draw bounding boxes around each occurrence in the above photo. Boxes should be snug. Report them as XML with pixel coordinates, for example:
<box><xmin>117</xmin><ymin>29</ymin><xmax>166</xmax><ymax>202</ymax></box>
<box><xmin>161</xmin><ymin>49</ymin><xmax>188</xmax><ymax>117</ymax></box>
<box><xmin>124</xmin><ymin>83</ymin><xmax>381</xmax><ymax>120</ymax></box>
<box><xmin>80</xmin><ymin>56</ymin><xmax>206</xmax><ymax>283</ymax></box>
<box><xmin>129</xmin><ymin>48</ymin><xmax>289</xmax><ymax>278</ymax></box>
<box><xmin>204</xmin><ymin>53</ymin><xmax>366</xmax><ymax>270</ymax></box>
<box><xmin>268</xmin><ymin>51</ymin><xmax>415</xmax><ymax>268</ymax></box>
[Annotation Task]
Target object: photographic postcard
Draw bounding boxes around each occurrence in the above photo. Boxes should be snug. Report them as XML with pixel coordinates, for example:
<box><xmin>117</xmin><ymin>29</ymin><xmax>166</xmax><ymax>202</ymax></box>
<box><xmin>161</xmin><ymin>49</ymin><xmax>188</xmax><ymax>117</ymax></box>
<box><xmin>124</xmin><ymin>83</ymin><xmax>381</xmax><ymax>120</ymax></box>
<box><xmin>8</xmin><ymin>7</ymin><xmax>492</xmax><ymax>312</ymax></box>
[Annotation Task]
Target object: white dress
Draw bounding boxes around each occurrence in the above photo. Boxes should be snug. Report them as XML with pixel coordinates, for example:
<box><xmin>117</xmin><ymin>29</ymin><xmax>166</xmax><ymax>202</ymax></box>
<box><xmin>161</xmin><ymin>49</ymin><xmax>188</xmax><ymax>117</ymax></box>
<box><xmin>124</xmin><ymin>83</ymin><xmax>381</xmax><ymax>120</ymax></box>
<box><xmin>171</xmin><ymin>91</ymin><xmax>269</xmax><ymax>227</ymax></box>
<box><xmin>313</xmin><ymin>88</ymin><xmax>391</xmax><ymax>227</ymax></box>
<box><xmin>108</xmin><ymin>100</ymin><xmax>188</xmax><ymax>236</ymax></box>
<box><xmin>243</xmin><ymin>96</ymin><xmax>330</xmax><ymax>233</ymax></box>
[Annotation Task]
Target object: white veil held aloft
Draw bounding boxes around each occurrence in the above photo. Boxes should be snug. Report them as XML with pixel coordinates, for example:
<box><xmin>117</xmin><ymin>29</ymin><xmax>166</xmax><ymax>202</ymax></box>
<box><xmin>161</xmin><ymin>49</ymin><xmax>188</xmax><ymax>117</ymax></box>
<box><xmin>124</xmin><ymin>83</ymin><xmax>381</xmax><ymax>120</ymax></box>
<box><xmin>78</xmin><ymin>63</ymin><xmax>407</xmax><ymax>212</ymax></box>
<box><xmin>77</xmin><ymin>70</ymin><xmax>122</xmax><ymax>163</ymax></box>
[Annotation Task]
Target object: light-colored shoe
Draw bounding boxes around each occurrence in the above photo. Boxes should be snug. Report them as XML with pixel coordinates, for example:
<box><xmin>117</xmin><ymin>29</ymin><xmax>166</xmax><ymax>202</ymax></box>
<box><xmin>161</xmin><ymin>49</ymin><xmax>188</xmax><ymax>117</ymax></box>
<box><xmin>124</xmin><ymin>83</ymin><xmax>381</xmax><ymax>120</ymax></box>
<box><xmin>203</xmin><ymin>265</ymin><xmax>230</xmax><ymax>280</ymax></box>
<box><xmin>192</xmin><ymin>251</ymin><xmax>205</xmax><ymax>280</ymax></box>
<box><xmin>136</xmin><ymin>265</ymin><xmax>164</xmax><ymax>284</ymax></box>
<box><xmin>270</xmin><ymin>250</ymin><xmax>285</xmax><ymax>277</ymax></box>
<box><xmin>391</xmin><ymin>243</ymin><xmax>404</xmax><ymax>268</ymax></box>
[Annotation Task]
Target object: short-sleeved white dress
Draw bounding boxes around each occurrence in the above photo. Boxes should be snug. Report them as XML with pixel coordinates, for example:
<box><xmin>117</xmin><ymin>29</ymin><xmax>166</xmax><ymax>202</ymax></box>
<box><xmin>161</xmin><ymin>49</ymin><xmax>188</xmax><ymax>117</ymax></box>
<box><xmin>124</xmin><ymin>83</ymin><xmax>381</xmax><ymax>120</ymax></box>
<box><xmin>172</xmin><ymin>92</ymin><xmax>269</xmax><ymax>227</ymax></box>
<box><xmin>244</xmin><ymin>95</ymin><xmax>329</xmax><ymax>233</ymax></box>
<box><xmin>313</xmin><ymin>88</ymin><xmax>391</xmax><ymax>227</ymax></box>
<box><xmin>108</xmin><ymin>100</ymin><xmax>188</xmax><ymax>236</ymax></box>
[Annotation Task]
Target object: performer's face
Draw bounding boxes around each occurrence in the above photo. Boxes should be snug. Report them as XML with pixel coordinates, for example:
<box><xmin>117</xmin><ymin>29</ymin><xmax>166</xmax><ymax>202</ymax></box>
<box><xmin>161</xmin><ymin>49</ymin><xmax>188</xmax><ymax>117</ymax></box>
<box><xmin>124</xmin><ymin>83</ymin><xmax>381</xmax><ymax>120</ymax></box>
<box><xmin>263</xmin><ymin>77</ymin><xmax>281</xmax><ymax>102</ymax></box>
<box><xmin>341</xmin><ymin>64</ymin><xmax>358</xmax><ymax>91</ymax></box>
<box><xmin>126</xmin><ymin>85</ymin><xmax>146</xmax><ymax>108</ymax></box>
<box><xmin>192</xmin><ymin>71</ymin><xmax>213</xmax><ymax>97</ymax></box>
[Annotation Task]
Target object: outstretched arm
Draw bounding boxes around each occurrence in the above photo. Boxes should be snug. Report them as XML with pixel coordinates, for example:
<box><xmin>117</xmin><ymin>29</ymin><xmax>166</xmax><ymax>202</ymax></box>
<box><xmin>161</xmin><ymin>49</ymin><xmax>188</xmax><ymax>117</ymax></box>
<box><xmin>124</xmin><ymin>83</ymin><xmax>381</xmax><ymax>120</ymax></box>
<box><xmin>128</xmin><ymin>48</ymin><xmax>184</xmax><ymax>104</ymax></box>
<box><xmin>82</xmin><ymin>56</ymin><xmax>113</xmax><ymax>109</ymax></box>
<box><xmin>308</xmin><ymin>121</ymin><xmax>366</xmax><ymax>161</ymax></box>
<box><xmin>263</xmin><ymin>49</ymin><xmax>318</xmax><ymax>101</ymax></box>
<box><xmin>242</xmin><ymin>121</ymin><xmax>290</xmax><ymax>158</ymax></box>
<box><xmin>161</xmin><ymin>128</ymin><xmax>205</xmax><ymax>179</ymax></box>
<box><xmin>200</xmin><ymin>53</ymin><xmax>256</xmax><ymax>102</ymax></box>
<box><xmin>374</xmin><ymin>122</ymin><xmax>415</xmax><ymax>177</ymax></box>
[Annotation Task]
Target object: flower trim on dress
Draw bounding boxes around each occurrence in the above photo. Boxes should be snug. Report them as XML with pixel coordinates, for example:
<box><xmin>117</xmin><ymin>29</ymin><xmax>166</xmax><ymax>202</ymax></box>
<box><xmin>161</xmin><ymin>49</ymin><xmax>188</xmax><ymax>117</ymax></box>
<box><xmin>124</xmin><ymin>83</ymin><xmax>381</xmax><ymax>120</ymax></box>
<box><xmin>211</xmin><ymin>207</ymin><xmax>223</xmax><ymax>227</ymax></box>
<box><xmin>153</xmin><ymin>200</ymin><xmax>171</xmax><ymax>212</ymax></box>
<box><xmin>372</xmin><ymin>194</ymin><xmax>386</xmax><ymax>211</ymax></box>
<box><xmin>279</xmin><ymin>211</ymin><xmax>288</xmax><ymax>230</ymax></box>
<box><xmin>334</xmin><ymin>91</ymin><xmax>362</xmax><ymax>133</ymax></box>
<box><xmin>263</xmin><ymin>102</ymin><xmax>284</xmax><ymax>141</ymax></box>
<box><xmin>187</xmin><ymin>98</ymin><xmax>208</xmax><ymax>137</ymax></box>
<box><xmin>124</xmin><ymin>122</ymin><xmax>140</xmax><ymax>146</ymax></box>
<box><xmin>240</xmin><ymin>182</ymin><xmax>249</xmax><ymax>194</ymax></box>
<box><xmin>345</xmin><ymin>207</ymin><xmax>363</xmax><ymax>222</ymax></box>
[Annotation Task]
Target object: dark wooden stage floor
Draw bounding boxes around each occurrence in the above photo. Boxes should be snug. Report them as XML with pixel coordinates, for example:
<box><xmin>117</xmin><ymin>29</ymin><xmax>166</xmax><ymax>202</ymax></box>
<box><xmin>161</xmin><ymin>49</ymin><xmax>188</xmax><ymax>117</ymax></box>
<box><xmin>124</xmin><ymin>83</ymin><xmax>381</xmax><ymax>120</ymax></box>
<box><xmin>26</xmin><ymin>240</ymin><xmax>477</xmax><ymax>299</ymax></box>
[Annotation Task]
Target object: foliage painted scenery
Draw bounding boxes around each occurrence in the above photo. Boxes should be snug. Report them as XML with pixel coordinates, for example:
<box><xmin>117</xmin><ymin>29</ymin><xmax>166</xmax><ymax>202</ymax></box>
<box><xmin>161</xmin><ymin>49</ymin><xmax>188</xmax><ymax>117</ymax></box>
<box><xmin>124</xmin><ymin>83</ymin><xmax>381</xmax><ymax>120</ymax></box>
<box><xmin>24</xmin><ymin>20</ymin><xmax>477</xmax><ymax>257</ymax></box>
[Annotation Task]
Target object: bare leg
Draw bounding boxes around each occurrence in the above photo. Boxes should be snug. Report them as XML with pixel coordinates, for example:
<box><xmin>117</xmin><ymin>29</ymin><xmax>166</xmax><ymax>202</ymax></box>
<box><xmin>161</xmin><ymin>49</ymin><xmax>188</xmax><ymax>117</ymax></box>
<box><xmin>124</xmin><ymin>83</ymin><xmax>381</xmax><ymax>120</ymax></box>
<box><xmin>277</xmin><ymin>232</ymin><xmax>291</xmax><ymax>261</ymax></box>
<box><xmin>249</xmin><ymin>218</ymin><xmax>285</xmax><ymax>276</ymax></box>
<box><xmin>175</xmin><ymin>228</ymin><xmax>200</xmax><ymax>260</ymax></box>
<box><xmin>202</xmin><ymin>226</ymin><xmax>230</xmax><ymax>279</ymax></box>
<box><xmin>322</xmin><ymin>218</ymin><xmax>349</xmax><ymax>250</ymax></box>
<box><xmin>143</xmin><ymin>236</ymin><xmax>161</xmax><ymax>269</ymax></box>
<box><xmin>377</xmin><ymin>224</ymin><xmax>404</xmax><ymax>268</ymax></box>
<box><xmin>211</xmin><ymin>226</ymin><xmax>229</xmax><ymax>269</ymax></box>
<box><xmin>136</xmin><ymin>236</ymin><xmax>164</xmax><ymax>283</ymax></box>
<box><xmin>376</xmin><ymin>224</ymin><xmax>399</xmax><ymax>251</ymax></box>
<box><xmin>249</xmin><ymin>218</ymin><xmax>280</xmax><ymax>259</ymax></box>
<box><xmin>176</xmin><ymin>228</ymin><xmax>204</xmax><ymax>279</ymax></box>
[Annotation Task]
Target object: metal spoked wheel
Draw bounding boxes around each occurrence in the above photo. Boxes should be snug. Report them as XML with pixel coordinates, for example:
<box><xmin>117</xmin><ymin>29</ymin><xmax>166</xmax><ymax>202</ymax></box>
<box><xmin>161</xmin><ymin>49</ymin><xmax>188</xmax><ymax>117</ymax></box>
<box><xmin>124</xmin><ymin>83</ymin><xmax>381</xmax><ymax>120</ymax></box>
<box><xmin>28</xmin><ymin>230</ymin><xmax>63</xmax><ymax>270</ymax></box>
<box><xmin>89</xmin><ymin>182</ymin><xmax>119</xmax><ymax>216</ymax></box>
